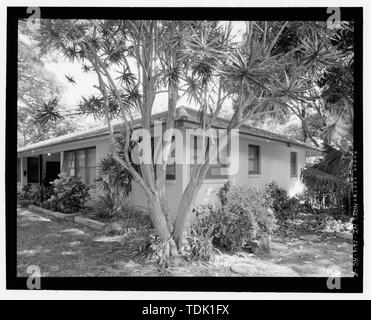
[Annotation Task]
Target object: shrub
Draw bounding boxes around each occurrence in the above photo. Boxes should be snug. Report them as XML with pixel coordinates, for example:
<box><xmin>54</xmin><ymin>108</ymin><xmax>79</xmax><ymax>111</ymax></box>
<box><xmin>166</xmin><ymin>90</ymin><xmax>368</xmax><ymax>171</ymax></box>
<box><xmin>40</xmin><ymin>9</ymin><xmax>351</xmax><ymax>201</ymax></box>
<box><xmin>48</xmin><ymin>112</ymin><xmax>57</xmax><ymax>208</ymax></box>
<box><xmin>21</xmin><ymin>185</ymin><xmax>33</xmax><ymax>200</ymax></box>
<box><xmin>49</xmin><ymin>172</ymin><xmax>90</xmax><ymax>213</ymax></box>
<box><xmin>31</xmin><ymin>185</ymin><xmax>55</xmax><ymax>205</ymax></box>
<box><xmin>264</xmin><ymin>181</ymin><xmax>300</xmax><ymax>220</ymax></box>
<box><xmin>95</xmin><ymin>151</ymin><xmax>133</xmax><ymax>218</ymax></box>
<box><xmin>122</xmin><ymin>226</ymin><xmax>158</xmax><ymax>257</ymax></box>
<box><xmin>94</xmin><ymin>194</ymin><xmax>120</xmax><ymax>219</ymax></box>
<box><xmin>192</xmin><ymin>185</ymin><xmax>277</xmax><ymax>254</ymax></box>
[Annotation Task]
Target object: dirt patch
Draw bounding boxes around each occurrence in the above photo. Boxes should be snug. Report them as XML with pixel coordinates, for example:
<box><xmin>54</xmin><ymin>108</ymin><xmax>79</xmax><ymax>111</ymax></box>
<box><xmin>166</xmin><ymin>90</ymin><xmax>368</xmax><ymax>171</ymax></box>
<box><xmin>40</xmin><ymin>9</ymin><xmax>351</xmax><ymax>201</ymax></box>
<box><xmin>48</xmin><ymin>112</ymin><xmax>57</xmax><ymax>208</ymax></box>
<box><xmin>16</xmin><ymin>207</ymin><xmax>354</xmax><ymax>277</ymax></box>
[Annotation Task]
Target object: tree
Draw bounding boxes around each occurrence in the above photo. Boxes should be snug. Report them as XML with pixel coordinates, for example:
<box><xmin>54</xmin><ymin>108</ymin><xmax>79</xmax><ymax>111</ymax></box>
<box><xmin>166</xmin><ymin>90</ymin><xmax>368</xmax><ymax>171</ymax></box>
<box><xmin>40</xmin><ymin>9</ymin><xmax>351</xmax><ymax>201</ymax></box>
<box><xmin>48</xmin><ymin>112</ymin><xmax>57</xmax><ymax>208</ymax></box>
<box><xmin>18</xmin><ymin>21</ymin><xmax>77</xmax><ymax>147</ymax></box>
<box><xmin>37</xmin><ymin>20</ymin><xmax>344</xmax><ymax>259</ymax></box>
<box><xmin>300</xmin><ymin>22</ymin><xmax>354</xmax><ymax>203</ymax></box>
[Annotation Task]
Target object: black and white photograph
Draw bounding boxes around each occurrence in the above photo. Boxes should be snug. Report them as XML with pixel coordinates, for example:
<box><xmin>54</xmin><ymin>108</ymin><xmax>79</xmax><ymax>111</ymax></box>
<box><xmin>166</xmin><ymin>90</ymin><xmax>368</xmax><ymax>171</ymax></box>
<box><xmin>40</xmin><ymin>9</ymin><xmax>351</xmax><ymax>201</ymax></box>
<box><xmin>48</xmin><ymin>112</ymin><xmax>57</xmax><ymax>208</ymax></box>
<box><xmin>3</xmin><ymin>4</ymin><xmax>365</xmax><ymax>296</ymax></box>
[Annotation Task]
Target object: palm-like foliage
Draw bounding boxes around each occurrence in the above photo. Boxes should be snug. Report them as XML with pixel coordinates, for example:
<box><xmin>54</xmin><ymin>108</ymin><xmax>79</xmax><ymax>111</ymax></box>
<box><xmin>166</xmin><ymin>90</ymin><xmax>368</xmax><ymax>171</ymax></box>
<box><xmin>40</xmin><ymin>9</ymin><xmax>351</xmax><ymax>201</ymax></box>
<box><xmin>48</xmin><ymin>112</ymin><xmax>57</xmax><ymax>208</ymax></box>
<box><xmin>322</xmin><ymin>109</ymin><xmax>353</xmax><ymax>145</ymax></box>
<box><xmin>34</xmin><ymin>97</ymin><xmax>63</xmax><ymax>126</ymax></box>
<box><xmin>297</xmin><ymin>28</ymin><xmax>340</xmax><ymax>76</ymax></box>
<box><xmin>301</xmin><ymin>144</ymin><xmax>352</xmax><ymax>191</ymax></box>
<box><xmin>97</xmin><ymin>154</ymin><xmax>132</xmax><ymax>196</ymax></box>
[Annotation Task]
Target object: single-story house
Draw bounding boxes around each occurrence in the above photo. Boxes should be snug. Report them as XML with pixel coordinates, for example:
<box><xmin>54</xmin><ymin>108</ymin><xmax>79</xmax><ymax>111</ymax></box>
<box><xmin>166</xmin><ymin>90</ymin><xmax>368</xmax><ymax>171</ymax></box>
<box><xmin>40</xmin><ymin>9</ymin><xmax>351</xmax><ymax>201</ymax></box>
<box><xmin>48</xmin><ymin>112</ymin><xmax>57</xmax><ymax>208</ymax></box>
<box><xmin>17</xmin><ymin>107</ymin><xmax>320</xmax><ymax>219</ymax></box>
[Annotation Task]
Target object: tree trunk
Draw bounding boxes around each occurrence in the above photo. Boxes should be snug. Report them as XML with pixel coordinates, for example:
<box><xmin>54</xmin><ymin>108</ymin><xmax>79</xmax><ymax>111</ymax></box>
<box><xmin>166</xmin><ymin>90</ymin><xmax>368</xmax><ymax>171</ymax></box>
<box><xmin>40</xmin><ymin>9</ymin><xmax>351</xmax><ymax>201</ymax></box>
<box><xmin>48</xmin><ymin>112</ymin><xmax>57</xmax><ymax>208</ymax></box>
<box><xmin>173</xmin><ymin>163</ymin><xmax>210</xmax><ymax>249</ymax></box>
<box><xmin>173</xmin><ymin>181</ymin><xmax>202</xmax><ymax>250</ymax></box>
<box><xmin>148</xmin><ymin>195</ymin><xmax>178</xmax><ymax>258</ymax></box>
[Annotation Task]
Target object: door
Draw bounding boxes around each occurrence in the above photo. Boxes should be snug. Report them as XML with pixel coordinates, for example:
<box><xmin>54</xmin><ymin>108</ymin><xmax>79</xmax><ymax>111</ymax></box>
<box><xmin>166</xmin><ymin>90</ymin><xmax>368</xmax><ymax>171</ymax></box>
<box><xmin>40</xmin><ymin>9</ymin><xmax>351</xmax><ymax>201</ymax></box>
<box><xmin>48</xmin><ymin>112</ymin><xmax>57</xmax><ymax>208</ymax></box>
<box><xmin>44</xmin><ymin>161</ymin><xmax>60</xmax><ymax>186</ymax></box>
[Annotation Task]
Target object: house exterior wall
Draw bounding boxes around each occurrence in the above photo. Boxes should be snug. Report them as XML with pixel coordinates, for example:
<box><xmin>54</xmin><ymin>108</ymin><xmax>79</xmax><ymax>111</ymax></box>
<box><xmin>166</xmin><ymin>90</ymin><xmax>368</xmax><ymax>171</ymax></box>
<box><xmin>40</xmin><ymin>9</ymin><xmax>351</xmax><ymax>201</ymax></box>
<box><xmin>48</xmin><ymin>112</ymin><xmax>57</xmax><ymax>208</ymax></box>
<box><xmin>89</xmin><ymin>138</ymin><xmax>185</xmax><ymax>219</ymax></box>
<box><xmin>17</xmin><ymin>128</ymin><xmax>309</xmax><ymax>219</ymax></box>
<box><xmin>193</xmin><ymin>135</ymin><xmax>307</xmax><ymax>208</ymax></box>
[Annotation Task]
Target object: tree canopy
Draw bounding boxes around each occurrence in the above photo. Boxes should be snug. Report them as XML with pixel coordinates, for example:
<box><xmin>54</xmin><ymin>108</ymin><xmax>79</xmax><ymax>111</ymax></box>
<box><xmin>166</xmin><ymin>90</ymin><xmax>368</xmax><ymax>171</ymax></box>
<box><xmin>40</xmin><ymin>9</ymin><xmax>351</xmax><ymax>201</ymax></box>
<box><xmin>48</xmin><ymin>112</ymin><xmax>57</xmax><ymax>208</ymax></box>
<box><xmin>18</xmin><ymin>20</ymin><xmax>77</xmax><ymax>147</ymax></box>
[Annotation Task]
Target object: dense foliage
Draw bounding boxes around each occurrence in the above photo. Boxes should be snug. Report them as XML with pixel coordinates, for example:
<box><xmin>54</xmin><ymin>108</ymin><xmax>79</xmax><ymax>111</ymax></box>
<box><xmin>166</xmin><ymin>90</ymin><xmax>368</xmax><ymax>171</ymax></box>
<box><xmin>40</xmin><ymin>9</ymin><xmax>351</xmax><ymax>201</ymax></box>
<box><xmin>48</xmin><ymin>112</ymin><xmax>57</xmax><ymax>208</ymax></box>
<box><xmin>264</xmin><ymin>181</ymin><xmax>300</xmax><ymax>220</ymax></box>
<box><xmin>42</xmin><ymin>172</ymin><xmax>90</xmax><ymax>213</ymax></box>
<box><xmin>95</xmin><ymin>135</ymin><xmax>135</xmax><ymax>218</ymax></box>
<box><xmin>192</xmin><ymin>184</ymin><xmax>277</xmax><ymax>255</ymax></box>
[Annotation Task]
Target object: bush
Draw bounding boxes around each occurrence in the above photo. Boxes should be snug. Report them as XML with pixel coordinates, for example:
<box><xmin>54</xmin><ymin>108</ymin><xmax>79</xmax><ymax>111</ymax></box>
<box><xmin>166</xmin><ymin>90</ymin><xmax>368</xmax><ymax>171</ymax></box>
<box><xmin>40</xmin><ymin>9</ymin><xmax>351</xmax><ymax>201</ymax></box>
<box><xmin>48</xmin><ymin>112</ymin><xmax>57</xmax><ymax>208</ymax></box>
<box><xmin>264</xmin><ymin>181</ymin><xmax>299</xmax><ymax>220</ymax></box>
<box><xmin>31</xmin><ymin>185</ymin><xmax>55</xmax><ymax>205</ymax></box>
<box><xmin>95</xmin><ymin>151</ymin><xmax>133</xmax><ymax>219</ymax></box>
<box><xmin>94</xmin><ymin>194</ymin><xmax>121</xmax><ymax>219</ymax></box>
<box><xmin>192</xmin><ymin>184</ymin><xmax>277</xmax><ymax>254</ymax></box>
<box><xmin>122</xmin><ymin>226</ymin><xmax>158</xmax><ymax>257</ymax></box>
<box><xmin>21</xmin><ymin>185</ymin><xmax>33</xmax><ymax>200</ymax></box>
<box><xmin>49</xmin><ymin>172</ymin><xmax>90</xmax><ymax>213</ymax></box>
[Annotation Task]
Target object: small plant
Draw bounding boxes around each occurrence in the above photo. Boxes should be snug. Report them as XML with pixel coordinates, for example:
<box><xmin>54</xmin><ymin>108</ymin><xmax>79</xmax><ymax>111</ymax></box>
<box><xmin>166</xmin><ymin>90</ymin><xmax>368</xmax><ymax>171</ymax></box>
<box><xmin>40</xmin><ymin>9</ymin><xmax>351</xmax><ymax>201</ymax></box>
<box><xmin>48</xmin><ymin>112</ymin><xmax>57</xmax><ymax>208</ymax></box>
<box><xmin>49</xmin><ymin>172</ymin><xmax>90</xmax><ymax>213</ymax></box>
<box><xmin>187</xmin><ymin>224</ymin><xmax>215</xmax><ymax>262</ymax></box>
<box><xmin>122</xmin><ymin>226</ymin><xmax>158</xmax><ymax>257</ymax></box>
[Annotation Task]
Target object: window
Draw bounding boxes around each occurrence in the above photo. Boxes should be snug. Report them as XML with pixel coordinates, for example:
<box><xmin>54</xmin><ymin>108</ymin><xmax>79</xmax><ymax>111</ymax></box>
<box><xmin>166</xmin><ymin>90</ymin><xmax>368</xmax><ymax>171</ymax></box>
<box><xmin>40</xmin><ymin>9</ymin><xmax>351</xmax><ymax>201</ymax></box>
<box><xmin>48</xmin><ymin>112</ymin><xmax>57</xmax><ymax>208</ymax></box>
<box><xmin>151</xmin><ymin>137</ymin><xmax>176</xmax><ymax>180</ymax></box>
<box><xmin>17</xmin><ymin>158</ymin><xmax>21</xmax><ymax>183</ymax></box>
<box><xmin>290</xmin><ymin>151</ymin><xmax>298</xmax><ymax>177</ymax></box>
<box><xmin>191</xmin><ymin>136</ymin><xmax>229</xmax><ymax>179</ymax></box>
<box><xmin>248</xmin><ymin>145</ymin><xmax>260</xmax><ymax>175</ymax></box>
<box><xmin>27</xmin><ymin>158</ymin><xmax>39</xmax><ymax>183</ymax></box>
<box><xmin>86</xmin><ymin>148</ymin><xmax>97</xmax><ymax>185</ymax></box>
<box><xmin>63</xmin><ymin>147</ymin><xmax>96</xmax><ymax>186</ymax></box>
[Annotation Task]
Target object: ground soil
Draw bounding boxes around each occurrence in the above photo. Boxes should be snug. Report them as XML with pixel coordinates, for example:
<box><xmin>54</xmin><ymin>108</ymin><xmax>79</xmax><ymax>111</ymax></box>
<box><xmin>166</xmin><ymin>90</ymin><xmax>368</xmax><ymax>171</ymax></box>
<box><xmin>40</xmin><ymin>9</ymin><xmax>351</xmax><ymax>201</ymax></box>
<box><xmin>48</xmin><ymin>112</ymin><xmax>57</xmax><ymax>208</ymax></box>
<box><xmin>17</xmin><ymin>206</ymin><xmax>354</xmax><ymax>277</ymax></box>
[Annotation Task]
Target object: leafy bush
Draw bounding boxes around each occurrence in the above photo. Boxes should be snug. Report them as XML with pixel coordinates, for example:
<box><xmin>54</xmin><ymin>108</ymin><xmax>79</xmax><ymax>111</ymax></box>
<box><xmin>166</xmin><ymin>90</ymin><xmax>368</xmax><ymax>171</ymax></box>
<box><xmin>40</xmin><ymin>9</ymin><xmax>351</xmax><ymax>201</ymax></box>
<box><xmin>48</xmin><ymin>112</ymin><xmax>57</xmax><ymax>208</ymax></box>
<box><xmin>94</xmin><ymin>194</ymin><xmax>120</xmax><ymax>219</ymax></box>
<box><xmin>192</xmin><ymin>184</ymin><xmax>277</xmax><ymax>254</ymax></box>
<box><xmin>95</xmin><ymin>153</ymin><xmax>133</xmax><ymax>218</ymax></box>
<box><xmin>31</xmin><ymin>185</ymin><xmax>55</xmax><ymax>205</ymax></box>
<box><xmin>264</xmin><ymin>181</ymin><xmax>299</xmax><ymax>220</ymax></box>
<box><xmin>21</xmin><ymin>185</ymin><xmax>33</xmax><ymax>200</ymax></box>
<box><xmin>122</xmin><ymin>226</ymin><xmax>159</xmax><ymax>258</ymax></box>
<box><xmin>48</xmin><ymin>172</ymin><xmax>90</xmax><ymax>213</ymax></box>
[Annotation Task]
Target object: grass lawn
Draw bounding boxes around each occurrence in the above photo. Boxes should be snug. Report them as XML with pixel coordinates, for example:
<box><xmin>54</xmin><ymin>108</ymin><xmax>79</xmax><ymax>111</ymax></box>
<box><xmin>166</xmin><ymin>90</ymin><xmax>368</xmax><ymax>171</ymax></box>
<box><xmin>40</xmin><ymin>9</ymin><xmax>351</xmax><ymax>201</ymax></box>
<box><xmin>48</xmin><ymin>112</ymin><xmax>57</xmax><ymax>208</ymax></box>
<box><xmin>17</xmin><ymin>206</ymin><xmax>354</xmax><ymax>277</ymax></box>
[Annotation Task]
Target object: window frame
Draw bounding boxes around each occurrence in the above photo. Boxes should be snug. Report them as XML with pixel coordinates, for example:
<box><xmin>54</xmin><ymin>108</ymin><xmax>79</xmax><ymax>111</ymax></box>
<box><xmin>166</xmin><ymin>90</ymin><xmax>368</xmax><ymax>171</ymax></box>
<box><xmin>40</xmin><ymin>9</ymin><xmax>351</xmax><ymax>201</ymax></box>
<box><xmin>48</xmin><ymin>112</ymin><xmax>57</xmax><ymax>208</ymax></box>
<box><xmin>290</xmin><ymin>151</ymin><xmax>298</xmax><ymax>178</ymax></box>
<box><xmin>151</xmin><ymin>137</ymin><xmax>176</xmax><ymax>181</ymax></box>
<box><xmin>63</xmin><ymin>147</ymin><xmax>97</xmax><ymax>187</ymax></box>
<box><xmin>248</xmin><ymin>144</ymin><xmax>261</xmax><ymax>175</ymax></box>
<box><xmin>191</xmin><ymin>135</ymin><xmax>229</xmax><ymax>180</ymax></box>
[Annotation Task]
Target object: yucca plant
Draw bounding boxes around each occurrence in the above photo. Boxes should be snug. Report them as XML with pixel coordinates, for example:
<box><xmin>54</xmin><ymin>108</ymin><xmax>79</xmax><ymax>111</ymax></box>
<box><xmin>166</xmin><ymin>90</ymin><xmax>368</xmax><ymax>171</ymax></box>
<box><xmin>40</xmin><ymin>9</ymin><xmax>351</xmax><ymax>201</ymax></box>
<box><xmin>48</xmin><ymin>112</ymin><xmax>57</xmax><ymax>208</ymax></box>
<box><xmin>34</xmin><ymin>97</ymin><xmax>63</xmax><ymax>126</ymax></box>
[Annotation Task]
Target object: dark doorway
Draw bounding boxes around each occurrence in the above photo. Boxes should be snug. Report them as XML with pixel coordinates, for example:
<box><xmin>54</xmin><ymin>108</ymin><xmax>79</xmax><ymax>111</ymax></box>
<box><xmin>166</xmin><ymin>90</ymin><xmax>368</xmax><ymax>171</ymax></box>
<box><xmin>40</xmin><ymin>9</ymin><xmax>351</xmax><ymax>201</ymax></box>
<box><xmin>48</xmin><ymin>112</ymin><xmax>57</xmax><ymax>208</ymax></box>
<box><xmin>44</xmin><ymin>162</ymin><xmax>60</xmax><ymax>186</ymax></box>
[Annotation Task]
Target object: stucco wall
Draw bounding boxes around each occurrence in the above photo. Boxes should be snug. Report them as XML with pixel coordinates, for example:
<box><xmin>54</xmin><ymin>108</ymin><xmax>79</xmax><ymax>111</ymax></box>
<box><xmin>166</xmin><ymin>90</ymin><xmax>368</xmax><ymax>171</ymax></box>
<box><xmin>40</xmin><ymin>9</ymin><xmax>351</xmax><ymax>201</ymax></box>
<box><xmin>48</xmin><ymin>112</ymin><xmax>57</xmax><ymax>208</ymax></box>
<box><xmin>91</xmin><ymin>138</ymin><xmax>184</xmax><ymax>220</ymax></box>
<box><xmin>193</xmin><ymin>135</ymin><xmax>307</xmax><ymax>208</ymax></box>
<box><xmin>18</xmin><ymin>130</ymin><xmax>309</xmax><ymax>217</ymax></box>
